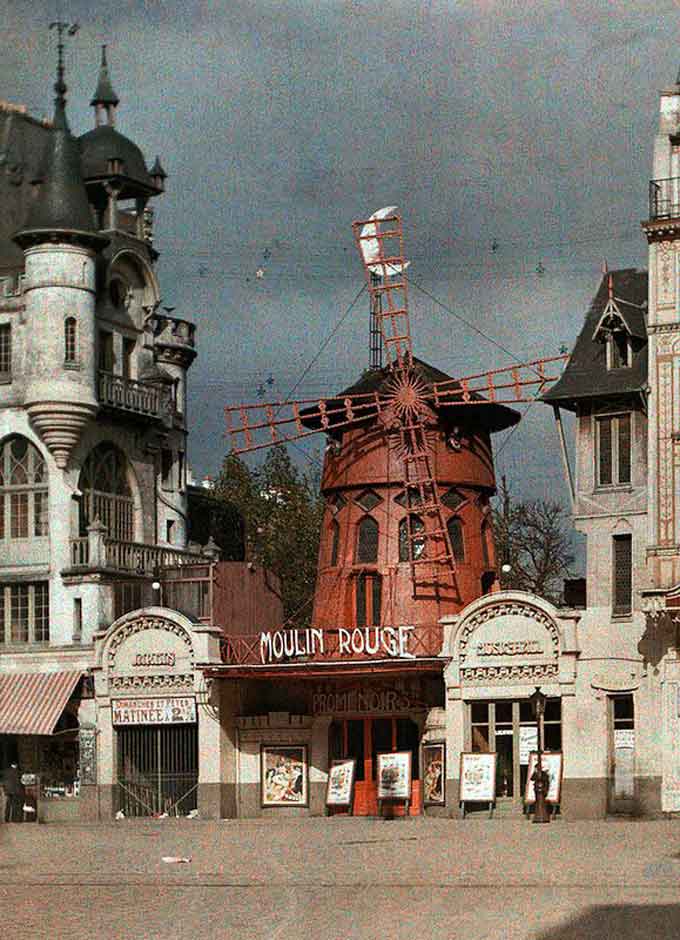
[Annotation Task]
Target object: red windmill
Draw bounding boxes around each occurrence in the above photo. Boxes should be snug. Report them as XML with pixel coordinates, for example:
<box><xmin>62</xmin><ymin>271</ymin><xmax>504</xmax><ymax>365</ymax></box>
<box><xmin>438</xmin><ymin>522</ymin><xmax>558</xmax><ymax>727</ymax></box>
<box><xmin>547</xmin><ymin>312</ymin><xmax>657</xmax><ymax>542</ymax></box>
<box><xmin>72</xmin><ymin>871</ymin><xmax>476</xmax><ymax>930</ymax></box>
<box><xmin>225</xmin><ymin>209</ymin><xmax>566</xmax><ymax>642</ymax></box>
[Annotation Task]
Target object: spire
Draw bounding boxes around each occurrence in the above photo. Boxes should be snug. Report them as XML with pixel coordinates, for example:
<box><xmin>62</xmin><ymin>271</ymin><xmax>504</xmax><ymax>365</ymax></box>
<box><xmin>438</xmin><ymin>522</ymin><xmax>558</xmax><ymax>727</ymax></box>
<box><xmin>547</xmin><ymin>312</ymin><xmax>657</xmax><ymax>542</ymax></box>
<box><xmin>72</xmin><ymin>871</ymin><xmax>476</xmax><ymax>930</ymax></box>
<box><xmin>13</xmin><ymin>27</ymin><xmax>105</xmax><ymax>247</ymax></box>
<box><xmin>91</xmin><ymin>45</ymin><xmax>119</xmax><ymax>126</ymax></box>
<box><xmin>150</xmin><ymin>155</ymin><xmax>167</xmax><ymax>191</ymax></box>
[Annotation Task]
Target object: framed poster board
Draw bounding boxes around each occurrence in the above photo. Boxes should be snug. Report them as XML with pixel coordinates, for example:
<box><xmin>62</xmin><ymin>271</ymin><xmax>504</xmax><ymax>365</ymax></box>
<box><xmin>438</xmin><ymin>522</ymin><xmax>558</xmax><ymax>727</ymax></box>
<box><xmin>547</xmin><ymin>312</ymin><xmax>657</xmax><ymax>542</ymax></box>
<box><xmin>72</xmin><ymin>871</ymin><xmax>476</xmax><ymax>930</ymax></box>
<box><xmin>459</xmin><ymin>752</ymin><xmax>497</xmax><ymax>803</ymax></box>
<box><xmin>261</xmin><ymin>745</ymin><xmax>308</xmax><ymax>807</ymax></box>
<box><xmin>524</xmin><ymin>751</ymin><xmax>563</xmax><ymax>804</ymax></box>
<box><xmin>422</xmin><ymin>742</ymin><xmax>446</xmax><ymax>805</ymax></box>
<box><xmin>326</xmin><ymin>758</ymin><xmax>356</xmax><ymax>808</ymax></box>
<box><xmin>377</xmin><ymin>751</ymin><xmax>412</xmax><ymax>800</ymax></box>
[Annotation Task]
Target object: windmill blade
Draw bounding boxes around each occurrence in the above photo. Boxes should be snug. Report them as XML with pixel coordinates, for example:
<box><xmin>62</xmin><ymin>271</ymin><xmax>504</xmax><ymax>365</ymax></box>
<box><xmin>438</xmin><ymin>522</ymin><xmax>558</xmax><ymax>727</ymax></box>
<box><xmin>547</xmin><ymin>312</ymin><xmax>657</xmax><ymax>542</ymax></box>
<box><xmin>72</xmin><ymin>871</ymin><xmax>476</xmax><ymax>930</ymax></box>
<box><xmin>225</xmin><ymin>391</ymin><xmax>385</xmax><ymax>454</ymax></box>
<box><xmin>431</xmin><ymin>355</ymin><xmax>568</xmax><ymax>407</ymax></box>
<box><xmin>353</xmin><ymin>209</ymin><xmax>413</xmax><ymax>370</ymax></box>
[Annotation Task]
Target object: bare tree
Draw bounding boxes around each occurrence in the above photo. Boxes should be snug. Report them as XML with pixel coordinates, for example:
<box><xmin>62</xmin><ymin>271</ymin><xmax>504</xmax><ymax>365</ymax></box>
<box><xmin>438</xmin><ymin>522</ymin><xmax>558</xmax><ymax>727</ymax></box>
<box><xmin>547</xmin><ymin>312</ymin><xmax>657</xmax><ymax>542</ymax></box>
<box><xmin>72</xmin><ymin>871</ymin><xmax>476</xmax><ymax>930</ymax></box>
<box><xmin>492</xmin><ymin>476</ymin><xmax>574</xmax><ymax>605</ymax></box>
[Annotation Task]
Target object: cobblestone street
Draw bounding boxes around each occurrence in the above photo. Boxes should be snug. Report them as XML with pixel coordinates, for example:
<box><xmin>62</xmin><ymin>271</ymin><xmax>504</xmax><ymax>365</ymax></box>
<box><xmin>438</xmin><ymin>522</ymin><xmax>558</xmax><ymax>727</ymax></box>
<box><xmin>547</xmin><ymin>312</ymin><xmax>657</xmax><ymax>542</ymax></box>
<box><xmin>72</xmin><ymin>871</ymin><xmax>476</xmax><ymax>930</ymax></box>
<box><xmin>2</xmin><ymin>817</ymin><xmax>680</xmax><ymax>938</ymax></box>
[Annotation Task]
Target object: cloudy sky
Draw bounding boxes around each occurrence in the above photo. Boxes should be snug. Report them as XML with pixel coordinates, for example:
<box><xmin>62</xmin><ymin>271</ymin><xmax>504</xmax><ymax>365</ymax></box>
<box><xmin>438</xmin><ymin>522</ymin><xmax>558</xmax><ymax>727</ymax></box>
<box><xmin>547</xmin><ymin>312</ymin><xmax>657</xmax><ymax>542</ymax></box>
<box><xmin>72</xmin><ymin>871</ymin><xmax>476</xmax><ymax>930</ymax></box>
<box><xmin>4</xmin><ymin>1</ymin><xmax>677</xmax><ymax>551</ymax></box>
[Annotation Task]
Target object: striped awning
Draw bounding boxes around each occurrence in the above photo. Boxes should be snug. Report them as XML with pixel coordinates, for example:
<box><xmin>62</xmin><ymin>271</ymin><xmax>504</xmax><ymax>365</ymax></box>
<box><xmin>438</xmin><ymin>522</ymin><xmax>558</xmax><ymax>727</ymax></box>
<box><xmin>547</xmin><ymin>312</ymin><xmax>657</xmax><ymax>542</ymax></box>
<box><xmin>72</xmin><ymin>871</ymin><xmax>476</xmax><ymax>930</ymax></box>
<box><xmin>0</xmin><ymin>671</ymin><xmax>82</xmax><ymax>736</ymax></box>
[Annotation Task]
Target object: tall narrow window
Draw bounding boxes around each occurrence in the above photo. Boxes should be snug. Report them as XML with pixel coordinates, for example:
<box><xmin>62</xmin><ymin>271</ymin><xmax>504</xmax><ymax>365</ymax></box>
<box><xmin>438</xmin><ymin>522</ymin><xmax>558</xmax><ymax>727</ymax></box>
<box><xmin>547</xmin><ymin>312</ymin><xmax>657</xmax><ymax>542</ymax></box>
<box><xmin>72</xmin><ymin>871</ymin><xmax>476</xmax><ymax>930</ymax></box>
<box><xmin>597</xmin><ymin>414</ymin><xmax>631</xmax><ymax>486</ymax></box>
<box><xmin>64</xmin><ymin>317</ymin><xmax>77</xmax><ymax>364</ymax></box>
<box><xmin>613</xmin><ymin>534</ymin><xmax>632</xmax><ymax>617</ymax></box>
<box><xmin>161</xmin><ymin>449</ymin><xmax>174</xmax><ymax>491</ymax></box>
<box><xmin>481</xmin><ymin>520</ymin><xmax>493</xmax><ymax>569</ymax></box>
<box><xmin>356</xmin><ymin>515</ymin><xmax>379</xmax><ymax>563</ymax></box>
<box><xmin>608</xmin><ymin>332</ymin><xmax>631</xmax><ymax>369</ymax></box>
<box><xmin>330</xmin><ymin>519</ymin><xmax>340</xmax><ymax>566</ymax></box>
<box><xmin>356</xmin><ymin>572</ymin><xmax>382</xmax><ymax>627</ymax></box>
<box><xmin>0</xmin><ymin>323</ymin><xmax>11</xmax><ymax>378</ymax></box>
<box><xmin>399</xmin><ymin>516</ymin><xmax>425</xmax><ymax>562</ymax></box>
<box><xmin>122</xmin><ymin>337</ymin><xmax>135</xmax><ymax>379</ymax></box>
<box><xmin>73</xmin><ymin>598</ymin><xmax>82</xmax><ymax>642</ymax></box>
<box><xmin>447</xmin><ymin>516</ymin><xmax>465</xmax><ymax>563</ymax></box>
<box><xmin>99</xmin><ymin>330</ymin><xmax>114</xmax><ymax>372</ymax></box>
<box><xmin>78</xmin><ymin>443</ymin><xmax>134</xmax><ymax>542</ymax></box>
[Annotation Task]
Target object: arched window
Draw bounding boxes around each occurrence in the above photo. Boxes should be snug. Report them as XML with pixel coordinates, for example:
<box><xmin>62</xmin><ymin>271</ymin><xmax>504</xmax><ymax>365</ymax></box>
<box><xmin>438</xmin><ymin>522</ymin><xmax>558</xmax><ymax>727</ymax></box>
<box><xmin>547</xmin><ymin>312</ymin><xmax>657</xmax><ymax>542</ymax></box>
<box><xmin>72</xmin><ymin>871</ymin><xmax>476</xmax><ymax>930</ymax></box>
<box><xmin>329</xmin><ymin>518</ymin><xmax>340</xmax><ymax>566</ymax></box>
<box><xmin>481</xmin><ymin>519</ymin><xmax>494</xmax><ymax>568</ymax></box>
<box><xmin>399</xmin><ymin>516</ymin><xmax>425</xmax><ymax>562</ymax></box>
<box><xmin>356</xmin><ymin>515</ymin><xmax>379</xmax><ymax>563</ymax></box>
<box><xmin>0</xmin><ymin>436</ymin><xmax>48</xmax><ymax>540</ymax></box>
<box><xmin>356</xmin><ymin>572</ymin><xmax>382</xmax><ymax>627</ymax></box>
<box><xmin>64</xmin><ymin>317</ymin><xmax>77</xmax><ymax>364</ymax></box>
<box><xmin>447</xmin><ymin>516</ymin><xmax>465</xmax><ymax>563</ymax></box>
<box><xmin>78</xmin><ymin>443</ymin><xmax>135</xmax><ymax>542</ymax></box>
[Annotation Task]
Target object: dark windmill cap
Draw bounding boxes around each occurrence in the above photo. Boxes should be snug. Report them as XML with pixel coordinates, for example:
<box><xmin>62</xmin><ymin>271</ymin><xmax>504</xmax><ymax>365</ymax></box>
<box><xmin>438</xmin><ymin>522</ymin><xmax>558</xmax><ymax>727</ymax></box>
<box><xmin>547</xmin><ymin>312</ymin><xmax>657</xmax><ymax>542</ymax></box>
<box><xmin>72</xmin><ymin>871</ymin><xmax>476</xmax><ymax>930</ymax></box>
<box><xmin>14</xmin><ymin>88</ymin><xmax>107</xmax><ymax>249</ymax></box>
<box><xmin>90</xmin><ymin>45</ymin><xmax>119</xmax><ymax>107</ymax></box>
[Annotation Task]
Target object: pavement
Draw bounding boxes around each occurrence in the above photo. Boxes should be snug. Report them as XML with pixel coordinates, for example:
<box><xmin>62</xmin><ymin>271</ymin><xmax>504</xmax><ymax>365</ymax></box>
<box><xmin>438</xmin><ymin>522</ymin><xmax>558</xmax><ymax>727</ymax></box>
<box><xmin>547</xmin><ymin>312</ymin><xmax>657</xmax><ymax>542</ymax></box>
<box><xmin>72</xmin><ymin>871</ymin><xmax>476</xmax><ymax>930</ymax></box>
<box><xmin>2</xmin><ymin>816</ymin><xmax>680</xmax><ymax>938</ymax></box>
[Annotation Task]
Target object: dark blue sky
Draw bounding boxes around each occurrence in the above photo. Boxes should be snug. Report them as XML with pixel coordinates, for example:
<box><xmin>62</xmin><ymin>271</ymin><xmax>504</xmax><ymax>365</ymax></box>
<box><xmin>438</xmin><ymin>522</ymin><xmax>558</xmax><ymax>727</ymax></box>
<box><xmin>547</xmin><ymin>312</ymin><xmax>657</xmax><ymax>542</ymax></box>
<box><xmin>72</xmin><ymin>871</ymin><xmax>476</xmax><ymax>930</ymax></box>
<box><xmin>3</xmin><ymin>1</ymin><xmax>674</xmax><ymax>530</ymax></box>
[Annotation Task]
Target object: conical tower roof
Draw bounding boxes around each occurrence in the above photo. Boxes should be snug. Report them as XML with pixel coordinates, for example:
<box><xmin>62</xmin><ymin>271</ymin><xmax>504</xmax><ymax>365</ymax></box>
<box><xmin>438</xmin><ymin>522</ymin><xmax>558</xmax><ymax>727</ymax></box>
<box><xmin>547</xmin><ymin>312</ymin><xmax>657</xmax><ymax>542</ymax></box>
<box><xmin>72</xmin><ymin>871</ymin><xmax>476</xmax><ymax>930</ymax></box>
<box><xmin>90</xmin><ymin>45</ymin><xmax>119</xmax><ymax>107</ymax></box>
<box><xmin>14</xmin><ymin>66</ymin><xmax>106</xmax><ymax>247</ymax></box>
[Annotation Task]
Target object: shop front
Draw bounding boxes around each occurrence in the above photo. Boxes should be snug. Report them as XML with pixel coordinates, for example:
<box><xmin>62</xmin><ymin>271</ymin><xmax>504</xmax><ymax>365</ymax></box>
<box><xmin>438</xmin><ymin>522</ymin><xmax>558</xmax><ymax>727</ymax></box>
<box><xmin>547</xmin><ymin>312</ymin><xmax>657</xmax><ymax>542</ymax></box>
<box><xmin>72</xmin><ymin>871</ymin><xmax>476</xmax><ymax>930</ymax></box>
<box><xmin>92</xmin><ymin>606</ymin><xmax>223</xmax><ymax>819</ymax></box>
<box><xmin>214</xmin><ymin>622</ymin><xmax>448</xmax><ymax>818</ymax></box>
<box><xmin>0</xmin><ymin>667</ymin><xmax>94</xmax><ymax>822</ymax></box>
<box><xmin>443</xmin><ymin>591</ymin><xmax>580</xmax><ymax>816</ymax></box>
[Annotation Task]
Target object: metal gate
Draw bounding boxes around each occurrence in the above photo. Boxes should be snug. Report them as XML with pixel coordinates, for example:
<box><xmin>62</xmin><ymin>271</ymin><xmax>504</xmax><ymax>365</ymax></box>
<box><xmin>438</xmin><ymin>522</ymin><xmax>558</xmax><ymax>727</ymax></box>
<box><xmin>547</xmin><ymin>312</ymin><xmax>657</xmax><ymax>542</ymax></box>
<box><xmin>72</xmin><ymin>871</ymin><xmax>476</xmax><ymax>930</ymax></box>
<box><xmin>117</xmin><ymin>724</ymin><xmax>198</xmax><ymax>817</ymax></box>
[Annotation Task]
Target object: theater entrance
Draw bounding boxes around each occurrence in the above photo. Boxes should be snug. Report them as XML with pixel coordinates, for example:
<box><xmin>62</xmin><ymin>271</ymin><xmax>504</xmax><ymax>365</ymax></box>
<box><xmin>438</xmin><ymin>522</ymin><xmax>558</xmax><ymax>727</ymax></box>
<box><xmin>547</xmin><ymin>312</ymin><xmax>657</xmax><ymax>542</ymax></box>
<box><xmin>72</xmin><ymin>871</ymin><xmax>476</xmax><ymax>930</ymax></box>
<box><xmin>328</xmin><ymin>716</ymin><xmax>421</xmax><ymax>815</ymax></box>
<box><xmin>467</xmin><ymin>698</ymin><xmax>562</xmax><ymax>810</ymax></box>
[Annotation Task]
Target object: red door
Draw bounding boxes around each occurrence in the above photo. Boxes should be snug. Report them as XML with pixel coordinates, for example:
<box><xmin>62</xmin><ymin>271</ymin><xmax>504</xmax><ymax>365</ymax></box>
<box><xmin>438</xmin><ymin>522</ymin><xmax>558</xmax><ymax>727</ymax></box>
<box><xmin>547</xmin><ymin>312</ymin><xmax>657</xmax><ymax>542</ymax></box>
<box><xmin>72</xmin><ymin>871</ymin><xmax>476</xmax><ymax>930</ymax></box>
<box><xmin>329</xmin><ymin>717</ymin><xmax>421</xmax><ymax>816</ymax></box>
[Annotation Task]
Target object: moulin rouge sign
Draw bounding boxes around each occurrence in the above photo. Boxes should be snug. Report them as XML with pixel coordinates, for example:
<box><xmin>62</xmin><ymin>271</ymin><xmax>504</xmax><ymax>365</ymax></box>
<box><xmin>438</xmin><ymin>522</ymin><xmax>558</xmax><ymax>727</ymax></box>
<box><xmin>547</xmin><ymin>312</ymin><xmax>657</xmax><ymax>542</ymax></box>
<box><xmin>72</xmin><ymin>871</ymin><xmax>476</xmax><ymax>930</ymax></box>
<box><xmin>259</xmin><ymin>625</ymin><xmax>416</xmax><ymax>665</ymax></box>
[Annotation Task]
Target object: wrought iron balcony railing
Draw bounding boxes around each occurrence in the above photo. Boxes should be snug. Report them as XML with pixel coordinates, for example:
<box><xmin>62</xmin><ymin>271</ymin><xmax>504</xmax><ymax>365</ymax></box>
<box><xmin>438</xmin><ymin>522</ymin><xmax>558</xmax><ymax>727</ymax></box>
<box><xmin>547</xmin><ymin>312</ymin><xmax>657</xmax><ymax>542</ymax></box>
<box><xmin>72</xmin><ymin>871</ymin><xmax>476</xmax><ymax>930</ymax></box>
<box><xmin>97</xmin><ymin>372</ymin><xmax>172</xmax><ymax>420</ymax></box>
<box><xmin>649</xmin><ymin>177</ymin><xmax>680</xmax><ymax>221</ymax></box>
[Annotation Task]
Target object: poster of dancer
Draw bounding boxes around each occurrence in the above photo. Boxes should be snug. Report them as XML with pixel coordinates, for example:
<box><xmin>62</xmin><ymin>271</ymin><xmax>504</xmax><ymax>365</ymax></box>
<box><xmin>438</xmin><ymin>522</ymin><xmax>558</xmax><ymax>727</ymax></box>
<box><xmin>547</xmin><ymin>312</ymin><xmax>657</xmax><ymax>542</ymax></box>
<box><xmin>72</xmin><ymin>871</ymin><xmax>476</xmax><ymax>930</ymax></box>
<box><xmin>377</xmin><ymin>751</ymin><xmax>412</xmax><ymax>800</ymax></box>
<box><xmin>326</xmin><ymin>758</ymin><xmax>356</xmax><ymax>807</ymax></box>
<box><xmin>261</xmin><ymin>745</ymin><xmax>308</xmax><ymax>807</ymax></box>
<box><xmin>422</xmin><ymin>742</ymin><xmax>446</xmax><ymax>805</ymax></box>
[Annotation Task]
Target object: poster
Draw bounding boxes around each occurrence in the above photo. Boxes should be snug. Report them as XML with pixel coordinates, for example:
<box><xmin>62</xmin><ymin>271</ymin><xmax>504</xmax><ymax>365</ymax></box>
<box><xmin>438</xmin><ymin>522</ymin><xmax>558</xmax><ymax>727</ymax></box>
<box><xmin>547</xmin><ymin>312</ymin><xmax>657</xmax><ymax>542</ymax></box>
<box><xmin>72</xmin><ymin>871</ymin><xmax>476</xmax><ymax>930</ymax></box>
<box><xmin>459</xmin><ymin>752</ymin><xmax>497</xmax><ymax>803</ymax></box>
<box><xmin>422</xmin><ymin>742</ymin><xmax>446</xmax><ymax>805</ymax></box>
<box><xmin>326</xmin><ymin>759</ymin><xmax>356</xmax><ymax>807</ymax></box>
<box><xmin>78</xmin><ymin>728</ymin><xmax>97</xmax><ymax>786</ymax></box>
<box><xmin>377</xmin><ymin>751</ymin><xmax>412</xmax><ymax>800</ymax></box>
<box><xmin>614</xmin><ymin>728</ymin><xmax>635</xmax><ymax>750</ymax></box>
<box><xmin>519</xmin><ymin>726</ymin><xmax>539</xmax><ymax>764</ymax></box>
<box><xmin>261</xmin><ymin>745</ymin><xmax>308</xmax><ymax>807</ymax></box>
<box><xmin>524</xmin><ymin>751</ymin><xmax>563</xmax><ymax>804</ymax></box>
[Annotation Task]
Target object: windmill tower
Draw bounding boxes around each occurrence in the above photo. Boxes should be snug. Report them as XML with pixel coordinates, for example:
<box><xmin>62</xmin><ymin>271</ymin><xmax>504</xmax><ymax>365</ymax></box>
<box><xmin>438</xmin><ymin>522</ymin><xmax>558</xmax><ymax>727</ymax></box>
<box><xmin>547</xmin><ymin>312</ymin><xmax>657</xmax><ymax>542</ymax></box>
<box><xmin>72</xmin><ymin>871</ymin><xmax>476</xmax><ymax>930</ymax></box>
<box><xmin>226</xmin><ymin>210</ymin><xmax>565</xmax><ymax>634</ymax></box>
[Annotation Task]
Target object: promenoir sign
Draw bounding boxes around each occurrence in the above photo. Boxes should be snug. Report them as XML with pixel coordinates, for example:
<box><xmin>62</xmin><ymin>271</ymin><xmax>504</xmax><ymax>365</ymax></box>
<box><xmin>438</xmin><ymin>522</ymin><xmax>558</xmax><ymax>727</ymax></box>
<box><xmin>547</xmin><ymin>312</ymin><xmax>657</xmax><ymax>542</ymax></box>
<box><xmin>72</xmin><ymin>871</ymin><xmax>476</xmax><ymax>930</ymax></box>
<box><xmin>260</xmin><ymin>625</ymin><xmax>416</xmax><ymax>665</ymax></box>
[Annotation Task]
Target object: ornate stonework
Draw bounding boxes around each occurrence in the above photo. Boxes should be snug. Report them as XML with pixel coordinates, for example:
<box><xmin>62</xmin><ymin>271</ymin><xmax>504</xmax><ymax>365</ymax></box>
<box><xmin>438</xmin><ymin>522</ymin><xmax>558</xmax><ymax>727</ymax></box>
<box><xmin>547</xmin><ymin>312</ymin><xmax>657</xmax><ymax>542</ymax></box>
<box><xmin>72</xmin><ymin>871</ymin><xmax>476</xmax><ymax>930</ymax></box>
<box><xmin>457</xmin><ymin>601</ymin><xmax>560</xmax><ymax>665</ymax></box>
<box><xmin>657</xmin><ymin>240</ymin><xmax>676</xmax><ymax>306</ymax></box>
<box><xmin>107</xmin><ymin>615</ymin><xmax>194</xmax><ymax>669</ymax></box>
<box><xmin>657</xmin><ymin>359</ymin><xmax>674</xmax><ymax>543</ymax></box>
<box><xmin>109</xmin><ymin>673</ymin><xmax>194</xmax><ymax>692</ymax></box>
<box><xmin>460</xmin><ymin>663</ymin><xmax>558</xmax><ymax>682</ymax></box>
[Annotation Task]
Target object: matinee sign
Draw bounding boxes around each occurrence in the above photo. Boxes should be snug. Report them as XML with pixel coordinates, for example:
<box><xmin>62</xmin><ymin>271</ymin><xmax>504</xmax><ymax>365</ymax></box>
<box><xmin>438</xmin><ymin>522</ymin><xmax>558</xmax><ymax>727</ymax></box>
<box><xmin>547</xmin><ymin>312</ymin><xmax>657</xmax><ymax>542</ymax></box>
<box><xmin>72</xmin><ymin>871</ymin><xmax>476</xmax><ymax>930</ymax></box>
<box><xmin>112</xmin><ymin>697</ymin><xmax>196</xmax><ymax>726</ymax></box>
<box><xmin>259</xmin><ymin>625</ymin><xmax>416</xmax><ymax>665</ymax></box>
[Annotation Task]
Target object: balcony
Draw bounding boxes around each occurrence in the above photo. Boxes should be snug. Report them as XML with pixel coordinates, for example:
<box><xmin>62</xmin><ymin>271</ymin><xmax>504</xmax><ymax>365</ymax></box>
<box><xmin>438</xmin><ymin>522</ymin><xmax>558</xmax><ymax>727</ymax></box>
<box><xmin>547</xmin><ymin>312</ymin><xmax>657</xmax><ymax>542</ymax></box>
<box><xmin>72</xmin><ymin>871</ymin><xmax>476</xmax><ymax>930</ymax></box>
<box><xmin>69</xmin><ymin>535</ymin><xmax>209</xmax><ymax>575</ymax></box>
<box><xmin>649</xmin><ymin>177</ymin><xmax>680</xmax><ymax>221</ymax></box>
<box><xmin>97</xmin><ymin>371</ymin><xmax>172</xmax><ymax>422</ymax></box>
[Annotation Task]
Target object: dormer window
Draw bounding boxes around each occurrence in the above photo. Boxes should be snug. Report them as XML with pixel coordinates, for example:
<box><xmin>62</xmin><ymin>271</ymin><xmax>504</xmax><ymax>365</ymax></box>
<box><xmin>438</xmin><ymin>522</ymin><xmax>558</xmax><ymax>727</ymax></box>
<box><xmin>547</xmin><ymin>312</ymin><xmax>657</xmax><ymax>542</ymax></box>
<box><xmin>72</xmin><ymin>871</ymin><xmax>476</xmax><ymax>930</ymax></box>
<box><xmin>607</xmin><ymin>331</ymin><xmax>631</xmax><ymax>370</ymax></box>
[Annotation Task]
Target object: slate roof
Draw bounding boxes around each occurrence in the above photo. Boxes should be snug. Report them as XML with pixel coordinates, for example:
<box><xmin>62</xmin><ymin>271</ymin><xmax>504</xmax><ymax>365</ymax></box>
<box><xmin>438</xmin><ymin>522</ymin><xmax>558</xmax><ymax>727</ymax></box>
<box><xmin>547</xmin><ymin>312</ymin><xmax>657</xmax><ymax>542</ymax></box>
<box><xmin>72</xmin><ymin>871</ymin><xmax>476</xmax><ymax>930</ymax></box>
<box><xmin>13</xmin><ymin>99</ymin><xmax>99</xmax><ymax>241</ymax></box>
<box><xmin>79</xmin><ymin>124</ymin><xmax>153</xmax><ymax>192</ymax></box>
<box><xmin>301</xmin><ymin>356</ymin><xmax>520</xmax><ymax>433</ymax></box>
<box><xmin>542</xmin><ymin>269</ymin><xmax>648</xmax><ymax>409</ymax></box>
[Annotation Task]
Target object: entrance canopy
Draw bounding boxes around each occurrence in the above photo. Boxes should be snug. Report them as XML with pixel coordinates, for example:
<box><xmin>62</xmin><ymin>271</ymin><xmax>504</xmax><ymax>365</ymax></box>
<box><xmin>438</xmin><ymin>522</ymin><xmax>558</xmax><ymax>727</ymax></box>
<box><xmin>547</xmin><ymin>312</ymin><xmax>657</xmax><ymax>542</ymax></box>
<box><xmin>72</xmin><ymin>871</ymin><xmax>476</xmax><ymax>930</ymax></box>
<box><xmin>0</xmin><ymin>671</ymin><xmax>82</xmax><ymax>735</ymax></box>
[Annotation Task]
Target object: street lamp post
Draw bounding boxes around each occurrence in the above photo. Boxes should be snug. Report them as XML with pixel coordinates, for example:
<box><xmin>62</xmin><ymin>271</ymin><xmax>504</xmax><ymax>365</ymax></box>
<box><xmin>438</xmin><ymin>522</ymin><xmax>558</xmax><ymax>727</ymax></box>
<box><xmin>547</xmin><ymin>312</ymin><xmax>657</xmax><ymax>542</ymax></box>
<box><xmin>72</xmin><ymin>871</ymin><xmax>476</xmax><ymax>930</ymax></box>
<box><xmin>529</xmin><ymin>686</ymin><xmax>551</xmax><ymax>824</ymax></box>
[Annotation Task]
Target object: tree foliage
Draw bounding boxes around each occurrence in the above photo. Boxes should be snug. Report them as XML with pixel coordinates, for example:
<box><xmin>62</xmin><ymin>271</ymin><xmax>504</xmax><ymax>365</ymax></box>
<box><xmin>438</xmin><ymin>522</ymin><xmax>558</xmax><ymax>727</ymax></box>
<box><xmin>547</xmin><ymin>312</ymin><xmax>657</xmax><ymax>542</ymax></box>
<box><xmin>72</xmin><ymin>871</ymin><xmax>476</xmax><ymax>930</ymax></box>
<box><xmin>213</xmin><ymin>447</ymin><xmax>324</xmax><ymax>624</ymax></box>
<box><xmin>491</xmin><ymin>477</ymin><xmax>574</xmax><ymax>605</ymax></box>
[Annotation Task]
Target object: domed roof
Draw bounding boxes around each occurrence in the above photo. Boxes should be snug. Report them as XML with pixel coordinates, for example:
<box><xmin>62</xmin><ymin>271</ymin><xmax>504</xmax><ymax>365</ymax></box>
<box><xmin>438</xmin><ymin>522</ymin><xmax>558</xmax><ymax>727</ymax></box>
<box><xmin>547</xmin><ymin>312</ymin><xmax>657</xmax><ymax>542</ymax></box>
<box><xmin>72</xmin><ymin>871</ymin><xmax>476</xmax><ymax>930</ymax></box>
<box><xmin>79</xmin><ymin>124</ymin><xmax>153</xmax><ymax>191</ymax></box>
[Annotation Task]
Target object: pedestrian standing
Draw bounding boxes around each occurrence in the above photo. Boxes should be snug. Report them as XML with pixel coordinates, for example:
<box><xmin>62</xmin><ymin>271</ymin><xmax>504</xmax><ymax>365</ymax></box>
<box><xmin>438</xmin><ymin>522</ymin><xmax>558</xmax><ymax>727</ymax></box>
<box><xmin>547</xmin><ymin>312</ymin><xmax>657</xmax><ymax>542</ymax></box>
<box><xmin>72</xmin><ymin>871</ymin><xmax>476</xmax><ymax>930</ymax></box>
<box><xmin>3</xmin><ymin>762</ymin><xmax>24</xmax><ymax>823</ymax></box>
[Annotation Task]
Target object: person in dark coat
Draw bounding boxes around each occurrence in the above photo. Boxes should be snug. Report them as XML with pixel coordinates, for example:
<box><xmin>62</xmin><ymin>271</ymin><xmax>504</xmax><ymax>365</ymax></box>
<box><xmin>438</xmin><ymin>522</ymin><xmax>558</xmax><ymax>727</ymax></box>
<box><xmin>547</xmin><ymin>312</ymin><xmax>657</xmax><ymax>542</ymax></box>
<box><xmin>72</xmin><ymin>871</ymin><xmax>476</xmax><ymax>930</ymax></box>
<box><xmin>3</xmin><ymin>762</ymin><xmax>24</xmax><ymax>822</ymax></box>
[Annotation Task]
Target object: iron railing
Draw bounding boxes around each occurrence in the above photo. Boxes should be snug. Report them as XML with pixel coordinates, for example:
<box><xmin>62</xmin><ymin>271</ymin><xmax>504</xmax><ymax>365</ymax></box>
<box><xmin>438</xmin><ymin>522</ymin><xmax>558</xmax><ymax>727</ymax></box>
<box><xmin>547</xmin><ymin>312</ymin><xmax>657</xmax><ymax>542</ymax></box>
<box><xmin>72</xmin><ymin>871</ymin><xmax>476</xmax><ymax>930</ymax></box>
<box><xmin>649</xmin><ymin>177</ymin><xmax>680</xmax><ymax>220</ymax></box>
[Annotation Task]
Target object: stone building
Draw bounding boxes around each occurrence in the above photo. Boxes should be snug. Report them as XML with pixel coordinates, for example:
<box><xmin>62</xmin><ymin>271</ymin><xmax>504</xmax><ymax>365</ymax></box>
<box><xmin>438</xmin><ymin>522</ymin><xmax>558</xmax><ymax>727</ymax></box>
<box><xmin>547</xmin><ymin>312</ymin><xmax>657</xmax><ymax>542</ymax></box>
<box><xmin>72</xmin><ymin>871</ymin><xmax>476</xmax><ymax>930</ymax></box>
<box><xmin>0</xmin><ymin>48</ymin><xmax>271</xmax><ymax>821</ymax></box>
